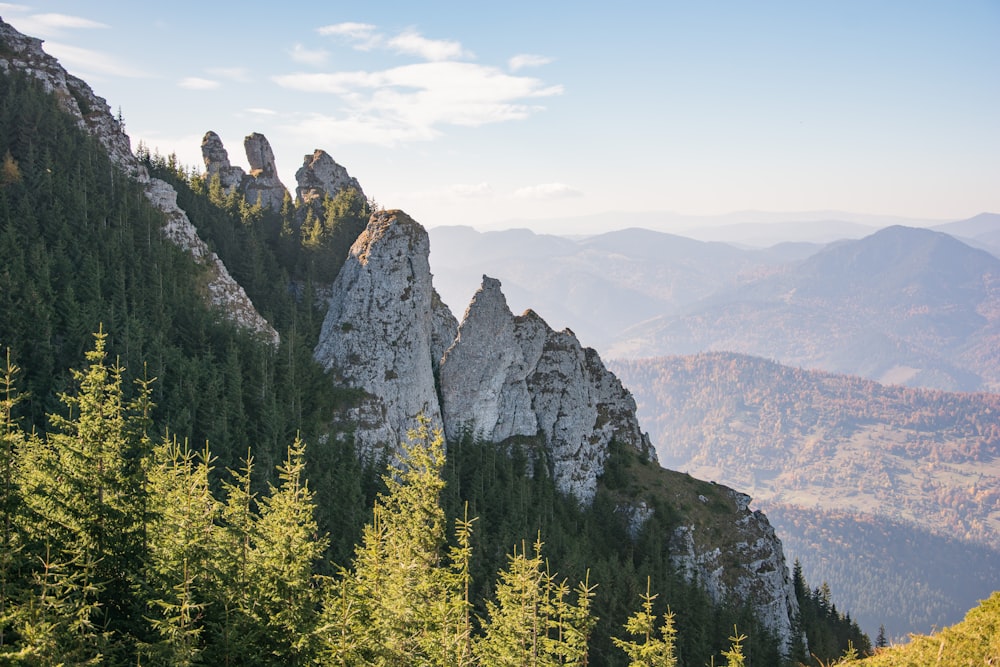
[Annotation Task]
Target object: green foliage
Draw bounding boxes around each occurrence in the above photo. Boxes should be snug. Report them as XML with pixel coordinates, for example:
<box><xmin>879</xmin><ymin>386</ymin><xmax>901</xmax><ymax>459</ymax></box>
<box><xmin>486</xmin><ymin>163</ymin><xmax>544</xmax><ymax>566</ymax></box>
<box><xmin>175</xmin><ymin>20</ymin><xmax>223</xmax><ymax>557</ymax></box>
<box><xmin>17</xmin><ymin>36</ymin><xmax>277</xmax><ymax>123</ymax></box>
<box><xmin>613</xmin><ymin>577</ymin><xmax>678</xmax><ymax>667</ymax></box>
<box><xmin>839</xmin><ymin>591</ymin><xmax>1000</xmax><ymax>666</ymax></box>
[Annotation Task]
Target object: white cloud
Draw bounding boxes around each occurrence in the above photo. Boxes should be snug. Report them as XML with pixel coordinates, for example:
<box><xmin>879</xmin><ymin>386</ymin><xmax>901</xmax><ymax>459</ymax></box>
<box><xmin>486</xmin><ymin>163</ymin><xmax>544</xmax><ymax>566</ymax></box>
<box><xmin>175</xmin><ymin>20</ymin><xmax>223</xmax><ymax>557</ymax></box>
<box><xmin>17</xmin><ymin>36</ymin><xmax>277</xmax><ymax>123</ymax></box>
<box><xmin>43</xmin><ymin>42</ymin><xmax>148</xmax><ymax>78</ymax></box>
<box><xmin>513</xmin><ymin>183</ymin><xmax>583</xmax><ymax>200</ymax></box>
<box><xmin>178</xmin><ymin>77</ymin><xmax>220</xmax><ymax>90</ymax></box>
<box><xmin>274</xmin><ymin>61</ymin><xmax>562</xmax><ymax>136</ymax></box>
<box><xmin>246</xmin><ymin>107</ymin><xmax>278</xmax><ymax>116</ymax></box>
<box><xmin>317</xmin><ymin>22</ymin><xmax>377</xmax><ymax>39</ymax></box>
<box><xmin>3</xmin><ymin>9</ymin><xmax>108</xmax><ymax>38</ymax></box>
<box><xmin>387</xmin><ymin>29</ymin><xmax>471</xmax><ymax>61</ymax></box>
<box><xmin>509</xmin><ymin>54</ymin><xmax>553</xmax><ymax>71</ymax></box>
<box><xmin>290</xmin><ymin>43</ymin><xmax>329</xmax><ymax>66</ymax></box>
<box><xmin>284</xmin><ymin>24</ymin><xmax>563</xmax><ymax>145</ymax></box>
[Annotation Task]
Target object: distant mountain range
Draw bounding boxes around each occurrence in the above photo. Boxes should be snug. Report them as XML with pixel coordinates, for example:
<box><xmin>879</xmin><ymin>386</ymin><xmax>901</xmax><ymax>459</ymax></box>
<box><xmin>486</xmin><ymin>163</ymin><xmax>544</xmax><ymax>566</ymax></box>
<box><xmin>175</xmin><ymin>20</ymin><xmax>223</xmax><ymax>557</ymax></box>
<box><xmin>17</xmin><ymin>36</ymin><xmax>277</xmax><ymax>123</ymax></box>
<box><xmin>429</xmin><ymin>216</ymin><xmax>1000</xmax><ymax>392</ymax></box>
<box><xmin>607</xmin><ymin>352</ymin><xmax>1000</xmax><ymax>639</ymax></box>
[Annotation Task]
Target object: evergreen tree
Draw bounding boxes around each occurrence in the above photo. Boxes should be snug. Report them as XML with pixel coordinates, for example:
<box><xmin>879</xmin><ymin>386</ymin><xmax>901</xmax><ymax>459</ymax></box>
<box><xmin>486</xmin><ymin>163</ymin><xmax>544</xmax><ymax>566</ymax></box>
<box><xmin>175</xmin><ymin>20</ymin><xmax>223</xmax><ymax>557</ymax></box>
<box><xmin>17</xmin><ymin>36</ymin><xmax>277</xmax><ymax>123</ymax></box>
<box><xmin>319</xmin><ymin>417</ymin><xmax>470</xmax><ymax>666</ymax></box>
<box><xmin>475</xmin><ymin>534</ymin><xmax>595</xmax><ymax>666</ymax></box>
<box><xmin>246</xmin><ymin>436</ymin><xmax>327</xmax><ymax>665</ymax></box>
<box><xmin>143</xmin><ymin>437</ymin><xmax>218</xmax><ymax>666</ymax></box>
<box><xmin>15</xmin><ymin>329</ymin><xmax>153</xmax><ymax>652</ymax></box>
<box><xmin>612</xmin><ymin>577</ymin><xmax>678</xmax><ymax>667</ymax></box>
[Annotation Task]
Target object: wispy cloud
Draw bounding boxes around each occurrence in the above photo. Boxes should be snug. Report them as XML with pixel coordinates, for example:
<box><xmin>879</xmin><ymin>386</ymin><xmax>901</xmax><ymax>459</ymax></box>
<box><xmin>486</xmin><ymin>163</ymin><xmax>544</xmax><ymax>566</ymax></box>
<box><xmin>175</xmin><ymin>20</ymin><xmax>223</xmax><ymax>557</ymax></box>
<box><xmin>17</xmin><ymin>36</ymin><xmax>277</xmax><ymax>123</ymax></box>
<box><xmin>387</xmin><ymin>29</ymin><xmax>471</xmax><ymax>61</ymax></box>
<box><xmin>509</xmin><ymin>54</ymin><xmax>553</xmax><ymax>71</ymax></box>
<box><xmin>179</xmin><ymin>77</ymin><xmax>220</xmax><ymax>91</ymax></box>
<box><xmin>513</xmin><ymin>183</ymin><xmax>583</xmax><ymax>200</ymax></box>
<box><xmin>289</xmin><ymin>43</ymin><xmax>329</xmax><ymax>66</ymax></box>
<box><xmin>43</xmin><ymin>42</ymin><xmax>148</xmax><ymax>78</ymax></box>
<box><xmin>3</xmin><ymin>9</ymin><xmax>108</xmax><ymax>37</ymax></box>
<box><xmin>277</xmin><ymin>23</ymin><xmax>563</xmax><ymax>146</ymax></box>
<box><xmin>274</xmin><ymin>61</ymin><xmax>561</xmax><ymax>145</ymax></box>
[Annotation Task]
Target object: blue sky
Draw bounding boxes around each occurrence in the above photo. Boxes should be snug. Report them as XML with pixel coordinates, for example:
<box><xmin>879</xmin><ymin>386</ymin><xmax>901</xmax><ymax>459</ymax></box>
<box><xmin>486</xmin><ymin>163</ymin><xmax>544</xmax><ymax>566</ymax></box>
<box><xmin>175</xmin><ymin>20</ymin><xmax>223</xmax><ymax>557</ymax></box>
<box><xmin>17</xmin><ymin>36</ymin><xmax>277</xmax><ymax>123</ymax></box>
<box><xmin>2</xmin><ymin>1</ymin><xmax>998</xmax><ymax>230</ymax></box>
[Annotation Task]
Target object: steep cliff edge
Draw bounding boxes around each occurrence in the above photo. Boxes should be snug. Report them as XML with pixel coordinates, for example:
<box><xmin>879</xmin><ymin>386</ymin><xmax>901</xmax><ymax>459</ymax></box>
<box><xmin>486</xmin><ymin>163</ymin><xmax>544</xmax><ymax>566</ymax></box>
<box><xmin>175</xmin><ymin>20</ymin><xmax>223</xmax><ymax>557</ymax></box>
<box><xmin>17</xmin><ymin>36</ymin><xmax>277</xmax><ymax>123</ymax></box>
<box><xmin>313</xmin><ymin>209</ymin><xmax>457</xmax><ymax>457</ymax></box>
<box><xmin>0</xmin><ymin>18</ymin><xmax>277</xmax><ymax>343</ymax></box>
<box><xmin>440</xmin><ymin>275</ymin><xmax>657</xmax><ymax>502</ymax></box>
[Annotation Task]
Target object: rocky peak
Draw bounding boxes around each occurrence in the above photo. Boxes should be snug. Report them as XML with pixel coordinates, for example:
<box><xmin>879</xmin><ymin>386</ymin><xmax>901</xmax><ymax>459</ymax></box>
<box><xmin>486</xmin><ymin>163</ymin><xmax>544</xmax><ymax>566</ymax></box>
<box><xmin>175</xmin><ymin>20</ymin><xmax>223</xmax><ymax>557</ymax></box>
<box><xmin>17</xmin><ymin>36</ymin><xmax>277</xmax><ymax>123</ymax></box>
<box><xmin>201</xmin><ymin>130</ymin><xmax>245</xmax><ymax>193</ymax></box>
<box><xmin>440</xmin><ymin>275</ymin><xmax>657</xmax><ymax>503</ymax></box>
<box><xmin>295</xmin><ymin>149</ymin><xmax>364</xmax><ymax>206</ymax></box>
<box><xmin>0</xmin><ymin>18</ymin><xmax>277</xmax><ymax>344</ymax></box>
<box><xmin>313</xmin><ymin>209</ymin><xmax>457</xmax><ymax>459</ymax></box>
<box><xmin>198</xmin><ymin>131</ymin><xmax>289</xmax><ymax>211</ymax></box>
<box><xmin>0</xmin><ymin>19</ymin><xmax>141</xmax><ymax>180</ymax></box>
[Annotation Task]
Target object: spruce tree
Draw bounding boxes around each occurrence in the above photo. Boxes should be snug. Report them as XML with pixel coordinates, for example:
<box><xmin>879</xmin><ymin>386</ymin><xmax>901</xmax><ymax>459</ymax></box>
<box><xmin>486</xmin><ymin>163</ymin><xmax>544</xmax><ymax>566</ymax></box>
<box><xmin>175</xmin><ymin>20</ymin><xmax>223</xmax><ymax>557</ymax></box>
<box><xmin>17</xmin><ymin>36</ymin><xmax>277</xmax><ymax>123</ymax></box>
<box><xmin>612</xmin><ymin>576</ymin><xmax>678</xmax><ymax>667</ymax></box>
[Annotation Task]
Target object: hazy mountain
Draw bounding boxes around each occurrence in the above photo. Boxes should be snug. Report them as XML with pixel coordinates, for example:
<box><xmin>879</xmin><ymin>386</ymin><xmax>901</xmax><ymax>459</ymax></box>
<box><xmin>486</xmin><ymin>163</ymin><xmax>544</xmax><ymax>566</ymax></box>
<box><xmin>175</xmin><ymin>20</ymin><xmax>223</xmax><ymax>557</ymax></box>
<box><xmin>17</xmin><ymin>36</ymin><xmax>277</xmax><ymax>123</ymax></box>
<box><xmin>610</xmin><ymin>226</ymin><xmax>1000</xmax><ymax>392</ymax></box>
<box><xmin>932</xmin><ymin>212</ymin><xmax>1000</xmax><ymax>258</ymax></box>
<box><xmin>428</xmin><ymin>225</ymin><xmax>815</xmax><ymax>349</ymax></box>
<box><xmin>608</xmin><ymin>352</ymin><xmax>1000</xmax><ymax>638</ymax></box>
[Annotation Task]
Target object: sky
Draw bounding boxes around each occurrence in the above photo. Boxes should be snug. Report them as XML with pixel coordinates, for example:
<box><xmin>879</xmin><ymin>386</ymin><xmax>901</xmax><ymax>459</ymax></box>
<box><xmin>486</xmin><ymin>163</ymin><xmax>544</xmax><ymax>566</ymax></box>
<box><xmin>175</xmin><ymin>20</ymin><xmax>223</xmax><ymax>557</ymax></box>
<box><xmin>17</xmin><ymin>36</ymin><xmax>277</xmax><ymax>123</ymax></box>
<box><xmin>2</xmin><ymin>1</ymin><xmax>998</xmax><ymax>232</ymax></box>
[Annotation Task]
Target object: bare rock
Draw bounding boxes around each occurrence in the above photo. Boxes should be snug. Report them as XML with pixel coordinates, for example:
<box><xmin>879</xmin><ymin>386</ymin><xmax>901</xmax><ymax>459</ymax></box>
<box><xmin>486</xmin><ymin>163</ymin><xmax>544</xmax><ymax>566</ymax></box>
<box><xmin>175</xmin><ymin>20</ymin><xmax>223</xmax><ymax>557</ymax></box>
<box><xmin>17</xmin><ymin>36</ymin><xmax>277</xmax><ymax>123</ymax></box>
<box><xmin>295</xmin><ymin>149</ymin><xmax>364</xmax><ymax>206</ymax></box>
<box><xmin>201</xmin><ymin>130</ymin><xmax>245</xmax><ymax>193</ymax></box>
<box><xmin>313</xmin><ymin>209</ymin><xmax>457</xmax><ymax>458</ymax></box>
<box><xmin>241</xmin><ymin>132</ymin><xmax>288</xmax><ymax>211</ymax></box>
<box><xmin>440</xmin><ymin>275</ymin><xmax>657</xmax><ymax>503</ymax></box>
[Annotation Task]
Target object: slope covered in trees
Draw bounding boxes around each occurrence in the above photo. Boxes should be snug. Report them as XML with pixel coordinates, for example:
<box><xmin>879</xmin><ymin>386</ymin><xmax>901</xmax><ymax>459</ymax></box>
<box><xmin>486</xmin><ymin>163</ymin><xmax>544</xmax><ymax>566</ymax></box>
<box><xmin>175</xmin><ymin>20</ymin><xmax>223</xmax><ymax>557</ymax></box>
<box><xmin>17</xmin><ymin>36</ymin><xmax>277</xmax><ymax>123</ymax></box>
<box><xmin>609</xmin><ymin>352</ymin><xmax>1000</xmax><ymax>637</ymax></box>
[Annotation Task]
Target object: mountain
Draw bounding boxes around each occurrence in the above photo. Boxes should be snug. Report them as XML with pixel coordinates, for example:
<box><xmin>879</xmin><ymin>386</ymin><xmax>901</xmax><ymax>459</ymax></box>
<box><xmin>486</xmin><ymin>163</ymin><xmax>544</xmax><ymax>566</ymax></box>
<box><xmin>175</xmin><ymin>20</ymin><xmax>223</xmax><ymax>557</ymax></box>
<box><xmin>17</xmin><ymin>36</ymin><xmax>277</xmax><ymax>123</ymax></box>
<box><xmin>428</xmin><ymin>224</ymin><xmax>808</xmax><ymax>350</ymax></box>
<box><xmin>0</xmin><ymin>16</ymin><xmax>831</xmax><ymax>664</ymax></box>
<box><xmin>933</xmin><ymin>212</ymin><xmax>1000</xmax><ymax>258</ymax></box>
<box><xmin>608</xmin><ymin>352</ymin><xmax>1000</xmax><ymax>637</ymax></box>
<box><xmin>610</xmin><ymin>226</ymin><xmax>1000</xmax><ymax>392</ymax></box>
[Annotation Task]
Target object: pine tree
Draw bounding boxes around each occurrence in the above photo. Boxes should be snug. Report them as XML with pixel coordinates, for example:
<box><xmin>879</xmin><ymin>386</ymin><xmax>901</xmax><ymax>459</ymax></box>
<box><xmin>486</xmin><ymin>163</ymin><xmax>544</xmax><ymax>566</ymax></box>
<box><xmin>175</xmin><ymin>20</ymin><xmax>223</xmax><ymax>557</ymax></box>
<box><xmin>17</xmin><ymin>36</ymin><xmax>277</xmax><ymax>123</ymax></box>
<box><xmin>142</xmin><ymin>436</ymin><xmax>218</xmax><ymax>666</ymax></box>
<box><xmin>475</xmin><ymin>534</ymin><xmax>595</xmax><ymax>666</ymax></box>
<box><xmin>15</xmin><ymin>329</ymin><xmax>153</xmax><ymax>652</ymax></box>
<box><xmin>0</xmin><ymin>349</ymin><xmax>25</xmax><ymax>651</ymax></box>
<box><xmin>319</xmin><ymin>416</ymin><xmax>469</xmax><ymax>666</ymax></box>
<box><xmin>247</xmin><ymin>436</ymin><xmax>327</xmax><ymax>665</ymax></box>
<box><xmin>612</xmin><ymin>576</ymin><xmax>678</xmax><ymax>667</ymax></box>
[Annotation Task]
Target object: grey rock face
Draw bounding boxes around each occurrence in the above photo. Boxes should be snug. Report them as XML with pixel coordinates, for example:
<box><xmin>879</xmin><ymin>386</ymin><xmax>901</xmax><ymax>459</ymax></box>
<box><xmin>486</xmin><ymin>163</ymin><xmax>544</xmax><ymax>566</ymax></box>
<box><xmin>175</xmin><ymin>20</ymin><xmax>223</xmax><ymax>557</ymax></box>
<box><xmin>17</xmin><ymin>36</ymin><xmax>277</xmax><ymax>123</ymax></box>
<box><xmin>0</xmin><ymin>18</ymin><xmax>277</xmax><ymax>344</ymax></box>
<box><xmin>295</xmin><ymin>150</ymin><xmax>364</xmax><ymax>206</ymax></box>
<box><xmin>241</xmin><ymin>133</ymin><xmax>288</xmax><ymax>211</ymax></box>
<box><xmin>670</xmin><ymin>487</ymin><xmax>801</xmax><ymax>655</ymax></box>
<box><xmin>440</xmin><ymin>275</ymin><xmax>657</xmax><ymax>503</ymax></box>
<box><xmin>199</xmin><ymin>131</ymin><xmax>289</xmax><ymax>211</ymax></box>
<box><xmin>201</xmin><ymin>131</ymin><xmax>246</xmax><ymax>193</ymax></box>
<box><xmin>314</xmin><ymin>210</ymin><xmax>457</xmax><ymax>458</ymax></box>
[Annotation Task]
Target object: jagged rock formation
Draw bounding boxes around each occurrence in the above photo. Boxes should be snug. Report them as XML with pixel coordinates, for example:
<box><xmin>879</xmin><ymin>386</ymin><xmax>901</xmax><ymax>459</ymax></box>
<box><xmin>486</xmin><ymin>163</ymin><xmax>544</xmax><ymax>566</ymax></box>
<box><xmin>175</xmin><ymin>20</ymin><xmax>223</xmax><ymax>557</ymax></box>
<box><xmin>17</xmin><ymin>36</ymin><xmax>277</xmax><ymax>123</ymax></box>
<box><xmin>313</xmin><ymin>209</ymin><xmax>457</xmax><ymax>457</ymax></box>
<box><xmin>201</xmin><ymin>131</ymin><xmax>289</xmax><ymax>211</ymax></box>
<box><xmin>440</xmin><ymin>276</ymin><xmax>657</xmax><ymax>501</ymax></box>
<box><xmin>0</xmin><ymin>18</ymin><xmax>277</xmax><ymax>344</ymax></box>
<box><xmin>671</xmin><ymin>488</ymin><xmax>801</xmax><ymax>654</ymax></box>
<box><xmin>295</xmin><ymin>149</ymin><xmax>364</xmax><ymax>206</ymax></box>
<box><xmin>242</xmin><ymin>132</ymin><xmax>287</xmax><ymax>211</ymax></box>
<box><xmin>201</xmin><ymin>131</ymin><xmax>245</xmax><ymax>193</ymax></box>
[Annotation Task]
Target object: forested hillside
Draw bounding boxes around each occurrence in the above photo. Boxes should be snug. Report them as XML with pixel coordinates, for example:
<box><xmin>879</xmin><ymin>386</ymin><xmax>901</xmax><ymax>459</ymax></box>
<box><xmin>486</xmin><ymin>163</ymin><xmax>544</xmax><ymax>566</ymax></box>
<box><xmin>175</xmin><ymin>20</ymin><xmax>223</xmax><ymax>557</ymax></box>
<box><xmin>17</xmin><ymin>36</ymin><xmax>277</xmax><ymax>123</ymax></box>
<box><xmin>0</xmin><ymin>59</ymin><xmax>869</xmax><ymax>665</ymax></box>
<box><xmin>609</xmin><ymin>352</ymin><xmax>1000</xmax><ymax>637</ymax></box>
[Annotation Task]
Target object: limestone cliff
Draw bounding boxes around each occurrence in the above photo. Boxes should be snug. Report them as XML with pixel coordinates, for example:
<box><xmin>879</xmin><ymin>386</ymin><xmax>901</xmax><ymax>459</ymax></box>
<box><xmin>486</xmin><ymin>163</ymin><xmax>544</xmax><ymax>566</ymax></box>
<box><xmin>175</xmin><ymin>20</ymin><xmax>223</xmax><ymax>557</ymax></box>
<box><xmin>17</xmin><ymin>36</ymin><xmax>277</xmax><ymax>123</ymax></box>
<box><xmin>200</xmin><ymin>131</ymin><xmax>289</xmax><ymax>212</ymax></box>
<box><xmin>440</xmin><ymin>276</ymin><xmax>657</xmax><ymax>502</ymax></box>
<box><xmin>0</xmin><ymin>19</ymin><xmax>277</xmax><ymax>343</ymax></box>
<box><xmin>313</xmin><ymin>209</ymin><xmax>456</xmax><ymax>458</ymax></box>
<box><xmin>670</xmin><ymin>487</ymin><xmax>801</xmax><ymax>655</ymax></box>
<box><xmin>295</xmin><ymin>149</ymin><xmax>364</xmax><ymax>206</ymax></box>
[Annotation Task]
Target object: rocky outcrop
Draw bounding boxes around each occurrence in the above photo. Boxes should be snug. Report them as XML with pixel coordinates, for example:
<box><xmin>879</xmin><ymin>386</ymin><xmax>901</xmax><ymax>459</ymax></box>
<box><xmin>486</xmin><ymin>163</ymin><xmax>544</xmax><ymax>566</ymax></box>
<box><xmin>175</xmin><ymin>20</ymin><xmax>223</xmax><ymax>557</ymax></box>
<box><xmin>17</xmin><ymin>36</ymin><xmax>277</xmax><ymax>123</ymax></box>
<box><xmin>201</xmin><ymin>131</ymin><xmax>290</xmax><ymax>211</ymax></box>
<box><xmin>242</xmin><ymin>132</ymin><xmax>287</xmax><ymax>210</ymax></box>
<box><xmin>201</xmin><ymin>131</ymin><xmax>246</xmax><ymax>194</ymax></box>
<box><xmin>295</xmin><ymin>149</ymin><xmax>364</xmax><ymax>206</ymax></box>
<box><xmin>146</xmin><ymin>180</ymin><xmax>279</xmax><ymax>345</ymax></box>
<box><xmin>440</xmin><ymin>276</ymin><xmax>657</xmax><ymax>503</ymax></box>
<box><xmin>0</xmin><ymin>19</ymin><xmax>140</xmax><ymax>180</ymax></box>
<box><xmin>313</xmin><ymin>209</ymin><xmax>457</xmax><ymax>458</ymax></box>
<box><xmin>0</xmin><ymin>18</ymin><xmax>277</xmax><ymax>344</ymax></box>
<box><xmin>670</xmin><ymin>487</ymin><xmax>801</xmax><ymax>655</ymax></box>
